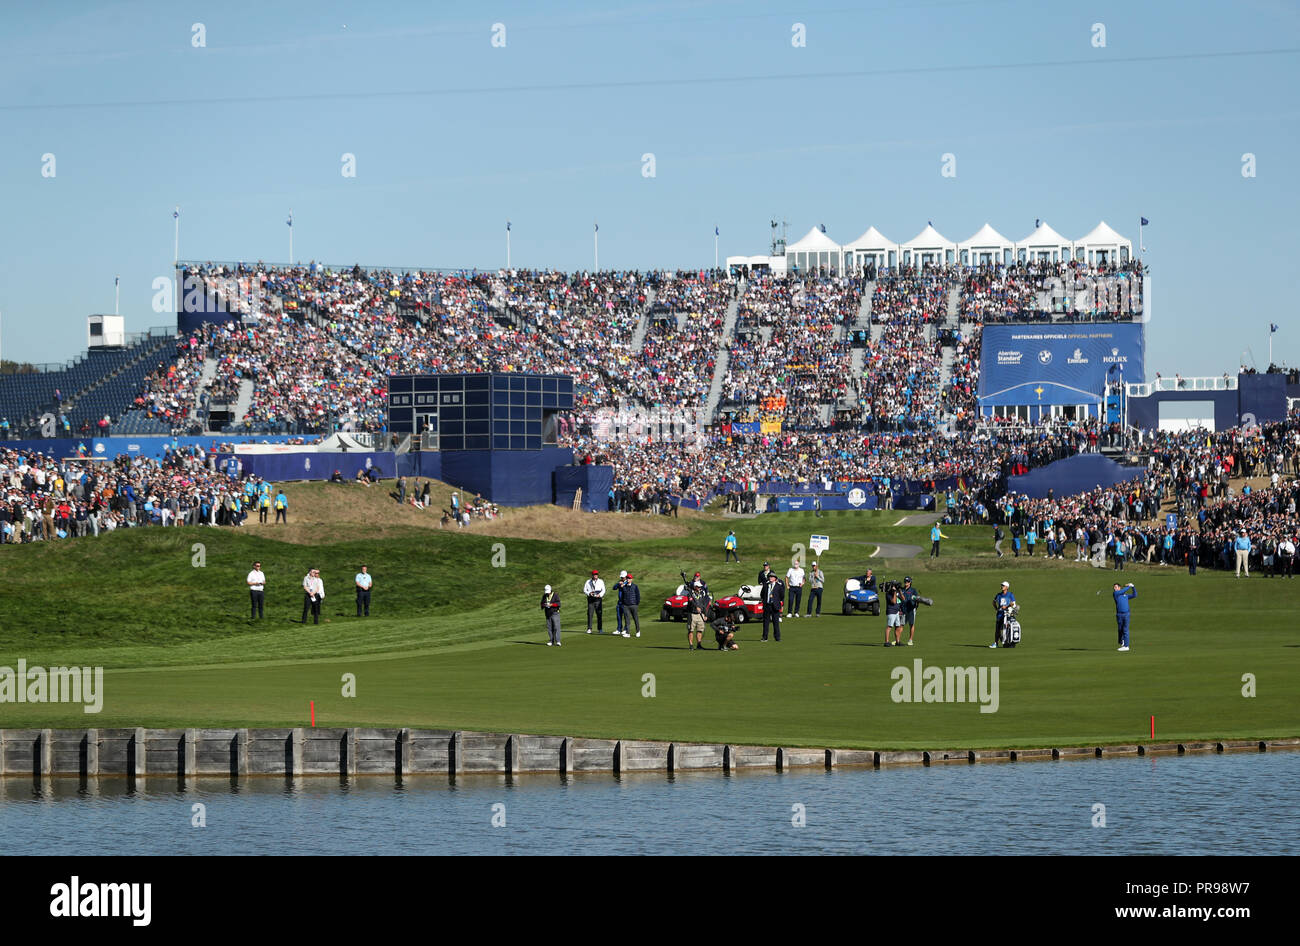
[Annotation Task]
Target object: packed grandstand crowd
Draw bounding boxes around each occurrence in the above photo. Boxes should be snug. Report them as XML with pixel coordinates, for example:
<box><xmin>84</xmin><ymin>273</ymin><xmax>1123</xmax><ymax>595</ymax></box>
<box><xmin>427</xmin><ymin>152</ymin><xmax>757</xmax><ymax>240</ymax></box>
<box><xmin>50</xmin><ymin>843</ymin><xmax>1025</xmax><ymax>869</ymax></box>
<box><xmin>7</xmin><ymin>254</ymin><xmax>1300</xmax><ymax>572</ymax></box>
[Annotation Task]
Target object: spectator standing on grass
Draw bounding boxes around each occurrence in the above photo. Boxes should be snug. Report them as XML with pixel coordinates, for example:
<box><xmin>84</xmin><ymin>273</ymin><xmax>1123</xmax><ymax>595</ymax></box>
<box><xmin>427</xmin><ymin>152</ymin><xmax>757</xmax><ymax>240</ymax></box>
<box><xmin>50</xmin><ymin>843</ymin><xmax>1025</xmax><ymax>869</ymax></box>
<box><xmin>724</xmin><ymin>529</ymin><xmax>740</xmax><ymax>563</ymax></box>
<box><xmin>806</xmin><ymin>562</ymin><xmax>824</xmax><ymax>617</ymax></box>
<box><xmin>301</xmin><ymin>567</ymin><xmax>324</xmax><ymax>625</ymax></box>
<box><xmin>785</xmin><ymin>561</ymin><xmax>805</xmax><ymax>618</ymax></box>
<box><xmin>1234</xmin><ymin>530</ymin><xmax>1252</xmax><ymax>577</ymax></box>
<box><xmin>355</xmin><ymin>565</ymin><xmax>372</xmax><ymax>617</ymax></box>
<box><xmin>614</xmin><ymin>571</ymin><xmax>628</xmax><ymax>635</ymax></box>
<box><xmin>542</xmin><ymin>584</ymin><xmax>562</xmax><ymax>646</ymax></box>
<box><xmin>620</xmin><ymin>572</ymin><xmax>641</xmax><ymax>638</ymax></box>
<box><xmin>274</xmin><ymin>489</ymin><xmax>288</xmax><ymax>524</ymax></box>
<box><xmin>247</xmin><ymin>560</ymin><xmax>266</xmax><ymax>620</ymax></box>
<box><xmin>930</xmin><ymin>522</ymin><xmax>949</xmax><ymax>558</ymax></box>
<box><xmin>584</xmin><ymin>569</ymin><xmax>606</xmax><ymax>634</ymax></box>
<box><xmin>761</xmin><ymin>573</ymin><xmax>784</xmax><ymax>643</ymax></box>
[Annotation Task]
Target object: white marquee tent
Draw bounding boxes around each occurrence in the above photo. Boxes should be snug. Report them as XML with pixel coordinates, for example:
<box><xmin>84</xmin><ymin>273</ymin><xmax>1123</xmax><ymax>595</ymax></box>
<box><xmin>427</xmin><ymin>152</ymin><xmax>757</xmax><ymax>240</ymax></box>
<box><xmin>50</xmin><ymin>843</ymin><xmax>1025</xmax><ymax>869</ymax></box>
<box><xmin>785</xmin><ymin>226</ymin><xmax>845</xmax><ymax>275</ymax></box>
<box><xmin>958</xmin><ymin>223</ymin><xmax>1015</xmax><ymax>267</ymax></box>
<box><xmin>900</xmin><ymin>223</ymin><xmax>957</xmax><ymax>269</ymax></box>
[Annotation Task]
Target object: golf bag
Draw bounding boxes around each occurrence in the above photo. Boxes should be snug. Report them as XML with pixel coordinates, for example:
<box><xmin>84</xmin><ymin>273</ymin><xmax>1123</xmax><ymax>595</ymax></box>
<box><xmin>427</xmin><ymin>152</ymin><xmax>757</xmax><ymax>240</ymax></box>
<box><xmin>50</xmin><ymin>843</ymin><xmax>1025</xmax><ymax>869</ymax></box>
<box><xmin>1002</xmin><ymin>617</ymin><xmax>1021</xmax><ymax>647</ymax></box>
<box><xmin>1001</xmin><ymin>603</ymin><xmax>1021</xmax><ymax>647</ymax></box>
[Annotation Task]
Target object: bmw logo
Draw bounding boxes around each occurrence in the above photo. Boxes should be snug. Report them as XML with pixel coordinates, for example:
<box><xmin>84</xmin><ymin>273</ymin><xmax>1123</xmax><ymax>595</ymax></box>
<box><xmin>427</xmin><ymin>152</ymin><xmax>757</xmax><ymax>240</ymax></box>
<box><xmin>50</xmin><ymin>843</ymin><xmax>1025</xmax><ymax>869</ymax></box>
<box><xmin>1038</xmin><ymin>350</ymin><xmax>1053</xmax><ymax>365</ymax></box>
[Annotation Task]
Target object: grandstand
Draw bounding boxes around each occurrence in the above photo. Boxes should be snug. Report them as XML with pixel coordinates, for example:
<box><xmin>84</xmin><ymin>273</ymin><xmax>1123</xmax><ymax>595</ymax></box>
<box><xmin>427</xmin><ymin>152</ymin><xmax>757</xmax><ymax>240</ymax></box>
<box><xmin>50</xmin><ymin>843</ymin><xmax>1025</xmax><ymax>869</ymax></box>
<box><xmin>0</xmin><ymin>327</ymin><xmax>174</xmax><ymax>438</ymax></box>
<box><xmin>0</xmin><ymin>253</ymin><xmax>1150</xmax><ymax>444</ymax></box>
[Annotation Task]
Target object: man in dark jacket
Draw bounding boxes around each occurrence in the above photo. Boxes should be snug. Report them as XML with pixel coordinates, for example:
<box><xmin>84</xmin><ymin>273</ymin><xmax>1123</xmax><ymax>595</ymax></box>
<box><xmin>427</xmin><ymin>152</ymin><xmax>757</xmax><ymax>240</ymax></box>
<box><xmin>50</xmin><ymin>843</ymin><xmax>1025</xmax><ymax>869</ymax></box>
<box><xmin>541</xmin><ymin>585</ymin><xmax>562</xmax><ymax>646</ymax></box>
<box><xmin>619</xmin><ymin>573</ymin><xmax>641</xmax><ymax>638</ymax></box>
<box><xmin>761</xmin><ymin>573</ymin><xmax>785</xmax><ymax>642</ymax></box>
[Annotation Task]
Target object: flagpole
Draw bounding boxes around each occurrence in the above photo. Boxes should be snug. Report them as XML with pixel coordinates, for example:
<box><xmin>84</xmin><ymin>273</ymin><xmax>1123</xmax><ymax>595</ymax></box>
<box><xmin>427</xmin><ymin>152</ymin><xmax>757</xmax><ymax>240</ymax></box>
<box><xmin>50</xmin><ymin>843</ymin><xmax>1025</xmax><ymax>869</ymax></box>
<box><xmin>115</xmin><ymin>276</ymin><xmax>120</xmax><ymax>315</ymax></box>
<box><xmin>173</xmin><ymin>206</ymin><xmax>180</xmax><ymax>263</ymax></box>
<box><xmin>506</xmin><ymin>222</ymin><xmax>511</xmax><ymax>270</ymax></box>
<box><xmin>594</xmin><ymin>222</ymin><xmax>599</xmax><ymax>272</ymax></box>
<box><xmin>288</xmin><ymin>209</ymin><xmax>293</xmax><ymax>265</ymax></box>
<box><xmin>714</xmin><ymin>227</ymin><xmax>718</xmax><ymax>269</ymax></box>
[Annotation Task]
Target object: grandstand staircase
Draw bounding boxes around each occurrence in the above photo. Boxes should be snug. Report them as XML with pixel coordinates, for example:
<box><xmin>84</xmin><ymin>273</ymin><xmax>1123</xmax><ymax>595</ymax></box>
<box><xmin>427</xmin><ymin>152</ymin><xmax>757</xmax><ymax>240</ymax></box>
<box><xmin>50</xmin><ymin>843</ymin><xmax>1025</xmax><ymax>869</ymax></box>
<box><xmin>702</xmin><ymin>294</ymin><xmax>742</xmax><ymax>425</ymax></box>
<box><xmin>944</xmin><ymin>286</ymin><xmax>961</xmax><ymax>330</ymax></box>
<box><xmin>630</xmin><ymin>289</ymin><xmax>654</xmax><ymax>349</ymax></box>
<box><xmin>854</xmin><ymin>282</ymin><xmax>873</xmax><ymax>329</ymax></box>
<box><xmin>191</xmin><ymin>358</ymin><xmax>218</xmax><ymax>428</ymax></box>
<box><xmin>231</xmin><ymin>379</ymin><xmax>255</xmax><ymax>428</ymax></box>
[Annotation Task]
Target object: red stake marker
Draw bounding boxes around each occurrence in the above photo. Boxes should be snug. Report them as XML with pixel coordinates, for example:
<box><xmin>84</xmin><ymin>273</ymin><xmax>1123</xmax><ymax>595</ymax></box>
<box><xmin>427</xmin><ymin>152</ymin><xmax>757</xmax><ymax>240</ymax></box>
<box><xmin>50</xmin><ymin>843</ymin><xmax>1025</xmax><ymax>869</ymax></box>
<box><xmin>1150</xmin><ymin>715</ymin><xmax>1154</xmax><ymax>739</ymax></box>
<box><xmin>311</xmin><ymin>700</ymin><xmax>316</xmax><ymax>727</ymax></box>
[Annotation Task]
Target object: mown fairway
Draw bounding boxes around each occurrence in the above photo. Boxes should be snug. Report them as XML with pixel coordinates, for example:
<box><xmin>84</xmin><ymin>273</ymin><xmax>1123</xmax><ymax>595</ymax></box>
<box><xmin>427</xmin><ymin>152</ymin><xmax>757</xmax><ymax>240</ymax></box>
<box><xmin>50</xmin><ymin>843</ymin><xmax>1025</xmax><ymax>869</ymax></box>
<box><xmin>1</xmin><ymin>486</ymin><xmax>1296</xmax><ymax>749</ymax></box>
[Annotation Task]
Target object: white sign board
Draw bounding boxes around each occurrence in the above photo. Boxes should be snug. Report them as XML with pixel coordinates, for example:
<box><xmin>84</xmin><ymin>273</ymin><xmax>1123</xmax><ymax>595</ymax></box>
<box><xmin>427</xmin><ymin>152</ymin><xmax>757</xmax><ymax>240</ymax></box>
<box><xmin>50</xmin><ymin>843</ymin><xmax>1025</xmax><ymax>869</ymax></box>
<box><xmin>809</xmin><ymin>534</ymin><xmax>829</xmax><ymax>555</ymax></box>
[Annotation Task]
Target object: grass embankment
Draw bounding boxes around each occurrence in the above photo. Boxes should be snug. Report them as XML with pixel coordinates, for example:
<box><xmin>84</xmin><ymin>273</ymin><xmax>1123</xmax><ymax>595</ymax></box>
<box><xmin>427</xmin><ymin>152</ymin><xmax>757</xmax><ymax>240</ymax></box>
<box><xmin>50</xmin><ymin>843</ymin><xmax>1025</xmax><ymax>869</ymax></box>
<box><xmin>0</xmin><ymin>481</ymin><xmax>1295</xmax><ymax>749</ymax></box>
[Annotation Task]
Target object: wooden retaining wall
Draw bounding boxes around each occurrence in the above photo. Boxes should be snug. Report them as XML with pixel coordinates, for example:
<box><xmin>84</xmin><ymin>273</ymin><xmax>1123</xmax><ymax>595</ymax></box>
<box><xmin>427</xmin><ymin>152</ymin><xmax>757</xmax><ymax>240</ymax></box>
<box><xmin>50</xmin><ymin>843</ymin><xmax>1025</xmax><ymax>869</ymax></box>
<box><xmin>0</xmin><ymin>730</ymin><xmax>1294</xmax><ymax>780</ymax></box>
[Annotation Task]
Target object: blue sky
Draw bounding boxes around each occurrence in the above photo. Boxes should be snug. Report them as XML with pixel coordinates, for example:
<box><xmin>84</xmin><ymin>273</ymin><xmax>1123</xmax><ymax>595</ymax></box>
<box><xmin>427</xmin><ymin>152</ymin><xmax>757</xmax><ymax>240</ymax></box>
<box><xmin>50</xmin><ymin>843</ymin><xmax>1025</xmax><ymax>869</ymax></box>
<box><xmin>1</xmin><ymin>0</ymin><xmax>1297</xmax><ymax>375</ymax></box>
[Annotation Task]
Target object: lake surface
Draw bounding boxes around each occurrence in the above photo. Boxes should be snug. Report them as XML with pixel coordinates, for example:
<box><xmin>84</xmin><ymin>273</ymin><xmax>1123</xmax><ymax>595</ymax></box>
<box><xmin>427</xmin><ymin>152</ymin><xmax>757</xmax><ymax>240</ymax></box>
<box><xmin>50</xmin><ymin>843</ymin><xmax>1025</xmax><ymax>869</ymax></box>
<box><xmin>2</xmin><ymin>751</ymin><xmax>1295</xmax><ymax>855</ymax></box>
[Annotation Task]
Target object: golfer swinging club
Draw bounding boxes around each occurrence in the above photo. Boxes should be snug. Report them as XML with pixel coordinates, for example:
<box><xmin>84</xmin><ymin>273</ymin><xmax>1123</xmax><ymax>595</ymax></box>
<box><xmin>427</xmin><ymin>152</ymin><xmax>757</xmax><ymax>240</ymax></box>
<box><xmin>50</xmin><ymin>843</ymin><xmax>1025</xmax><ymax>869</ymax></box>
<box><xmin>1113</xmin><ymin>582</ymin><xmax>1136</xmax><ymax>652</ymax></box>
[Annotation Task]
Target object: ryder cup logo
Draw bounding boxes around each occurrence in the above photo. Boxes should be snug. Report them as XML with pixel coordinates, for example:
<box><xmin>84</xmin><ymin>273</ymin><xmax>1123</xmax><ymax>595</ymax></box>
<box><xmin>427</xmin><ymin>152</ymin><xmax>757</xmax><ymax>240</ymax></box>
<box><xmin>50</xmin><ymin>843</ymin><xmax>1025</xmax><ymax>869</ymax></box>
<box><xmin>1037</xmin><ymin>349</ymin><xmax>1053</xmax><ymax>365</ymax></box>
<box><xmin>847</xmin><ymin>488</ymin><xmax>866</xmax><ymax>507</ymax></box>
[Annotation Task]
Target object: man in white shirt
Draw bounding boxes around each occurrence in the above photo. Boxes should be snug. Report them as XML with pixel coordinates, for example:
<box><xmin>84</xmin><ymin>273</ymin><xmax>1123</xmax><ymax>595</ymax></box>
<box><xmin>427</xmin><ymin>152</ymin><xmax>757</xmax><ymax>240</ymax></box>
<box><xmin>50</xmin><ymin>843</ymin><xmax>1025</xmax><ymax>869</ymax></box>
<box><xmin>785</xmin><ymin>562</ymin><xmax>805</xmax><ymax>618</ymax></box>
<box><xmin>301</xmin><ymin>568</ymin><xmax>325</xmax><ymax>625</ymax></box>
<box><xmin>247</xmin><ymin>560</ymin><xmax>266</xmax><ymax>620</ymax></box>
<box><xmin>584</xmin><ymin>569</ymin><xmax>607</xmax><ymax>634</ymax></box>
<box><xmin>355</xmin><ymin>565</ymin><xmax>373</xmax><ymax>617</ymax></box>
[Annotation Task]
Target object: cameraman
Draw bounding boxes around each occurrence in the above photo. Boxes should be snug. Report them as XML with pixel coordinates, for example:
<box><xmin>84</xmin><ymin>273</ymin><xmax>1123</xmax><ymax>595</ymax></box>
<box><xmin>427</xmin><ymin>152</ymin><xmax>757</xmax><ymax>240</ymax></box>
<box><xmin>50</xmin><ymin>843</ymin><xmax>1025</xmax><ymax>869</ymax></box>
<box><xmin>711</xmin><ymin>607</ymin><xmax>741</xmax><ymax>651</ymax></box>
<box><xmin>883</xmin><ymin>579</ymin><xmax>904</xmax><ymax>646</ymax></box>
<box><xmin>686</xmin><ymin>579</ymin><xmax>711</xmax><ymax>651</ymax></box>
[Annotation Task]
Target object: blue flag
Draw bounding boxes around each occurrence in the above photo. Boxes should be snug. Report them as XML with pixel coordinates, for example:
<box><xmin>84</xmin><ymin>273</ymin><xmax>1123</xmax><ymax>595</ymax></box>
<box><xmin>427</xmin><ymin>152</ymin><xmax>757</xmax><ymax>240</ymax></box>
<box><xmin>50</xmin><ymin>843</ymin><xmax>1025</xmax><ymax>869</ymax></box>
<box><xmin>1141</xmin><ymin>217</ymin><xmax>1150</xmax><ymax>226</ymax></box>
<box><xmin>286</xmin><ymin>212</ymin><xmax>293</xmax><ymax>227</ymax></box>
<box><xmin>715</xmin><ymin>226</ymin><xmax>719</xmax><ymax>237</ymax></box>
<box><xmin>173</xmin><ymin>208</ymin><xmax>179</xmax><ymax>219</ymax></box>
<box><xmin>1271</xmin><ymin>323</ymin><xmax>1279</xmax><ymax>334</ymax></box>
<box><xmin>506</xmin><ymin>221</ymin><xmax>511</xmax><ymax>231</ymax></box>
<box><xmin>594</xmin><ymin>222</ymin><xmax>598</xmax><ymax>232</ymax></box>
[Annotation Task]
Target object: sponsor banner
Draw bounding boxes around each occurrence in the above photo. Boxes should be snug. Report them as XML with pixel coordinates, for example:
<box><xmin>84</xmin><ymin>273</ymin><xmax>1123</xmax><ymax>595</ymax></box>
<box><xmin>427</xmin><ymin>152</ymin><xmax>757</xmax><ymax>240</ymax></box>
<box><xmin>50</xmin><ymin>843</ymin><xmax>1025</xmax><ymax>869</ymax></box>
<box><xmin>773</xmin><ymin>495</ymin><xmax>877</xmax><ymax>512</ymax></box>
<box><xmin>729</xmin><ymin>422</ymin><xmax>761</xmax><ymax>435</ymax></box>
<box><xmin>978</xmin><ymin>323</ymin><xmax>1145</xmax><ymax>406</ymax></box>
<box><xmin>92</xmin><ymin>435</ymin><xmax>303</xmax><ymax>461</ymax></box>
<box><xmin>760</xmin><ymin>420</ymin><xmax>782</xmax><ymax>434</ymax></box>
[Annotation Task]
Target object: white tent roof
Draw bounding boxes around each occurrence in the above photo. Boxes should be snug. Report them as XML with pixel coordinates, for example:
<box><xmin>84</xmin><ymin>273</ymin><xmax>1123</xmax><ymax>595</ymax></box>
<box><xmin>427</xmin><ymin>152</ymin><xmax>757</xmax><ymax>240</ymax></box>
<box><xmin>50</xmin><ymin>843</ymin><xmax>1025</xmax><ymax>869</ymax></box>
<box><xmin>1018</xmin><ymin>221</ymin><xmax>1071</xmax><ymax>248</ymax></box>
<box><xmin>902</xmin><ymin>223</ymin><xmax>955</xmax><ymax>249</ymax></box>
<box><xmin>786</xmin><ymin>226</ymin><xmax>842</xmax><ymax>253</ymax></box>
<box><xmin>843</xmin><ymin>225</ymin><xmax>896</xmax><ymax>251</ymax></box>
<box><xmin>1076</xmin><ymin>220</ymin><xmax>1130</xmax><ymax>247</ymax></box>
<box><xmin>959</xmin><ymin>222</ymin><xmax>1014</xmax><ymax>249</ymax></box>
